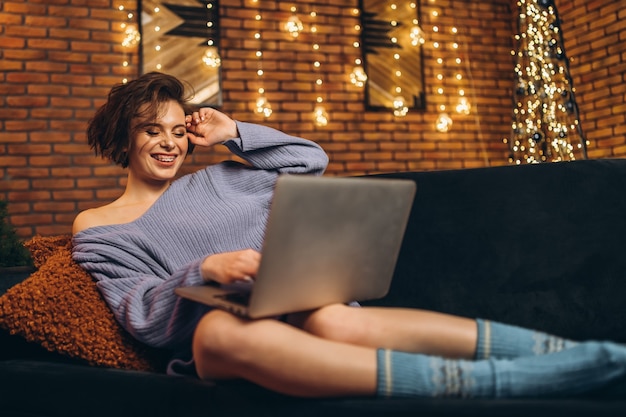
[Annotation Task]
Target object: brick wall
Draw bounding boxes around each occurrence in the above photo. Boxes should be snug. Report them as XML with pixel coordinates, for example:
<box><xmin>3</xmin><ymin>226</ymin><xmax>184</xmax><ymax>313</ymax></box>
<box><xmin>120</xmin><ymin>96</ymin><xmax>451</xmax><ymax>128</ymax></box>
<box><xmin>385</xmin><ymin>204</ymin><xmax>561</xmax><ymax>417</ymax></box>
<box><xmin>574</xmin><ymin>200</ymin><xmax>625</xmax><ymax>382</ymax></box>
<box><xmin>0</xmin><ymin>0</ymin><xmax>623</xmax><ymax>239</ymax></box>
<box><xmin>557</xmin><ymin>0</ymin><xmax>626</xmax><ymax>158</ymax></box>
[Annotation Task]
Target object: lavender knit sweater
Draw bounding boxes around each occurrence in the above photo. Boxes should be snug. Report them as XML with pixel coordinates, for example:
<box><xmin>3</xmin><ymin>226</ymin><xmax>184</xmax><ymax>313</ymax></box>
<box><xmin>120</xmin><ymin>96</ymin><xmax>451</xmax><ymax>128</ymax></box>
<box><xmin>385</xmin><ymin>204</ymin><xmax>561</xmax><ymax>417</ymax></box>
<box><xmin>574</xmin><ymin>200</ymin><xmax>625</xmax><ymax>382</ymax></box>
<box><xmin>72</xmin><ymin>122</ymin><xmax>328</xmax><ymax>358</ymax></box>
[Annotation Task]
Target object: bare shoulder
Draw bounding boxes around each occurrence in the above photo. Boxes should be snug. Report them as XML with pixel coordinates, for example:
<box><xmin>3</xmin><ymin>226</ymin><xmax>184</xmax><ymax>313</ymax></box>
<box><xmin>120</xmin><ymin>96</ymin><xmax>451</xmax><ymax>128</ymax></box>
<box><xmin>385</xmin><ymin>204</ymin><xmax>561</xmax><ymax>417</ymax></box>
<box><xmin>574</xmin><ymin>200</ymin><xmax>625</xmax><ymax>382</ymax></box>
<box><xmin>72</xmin><ymin>205</ymin><xmax>114</xmax><ymax>235</ymax></box>
<box><xmin>72</xmin><ymin>199</ymin><xmax>154</xmax><ymax>234</ymax></box>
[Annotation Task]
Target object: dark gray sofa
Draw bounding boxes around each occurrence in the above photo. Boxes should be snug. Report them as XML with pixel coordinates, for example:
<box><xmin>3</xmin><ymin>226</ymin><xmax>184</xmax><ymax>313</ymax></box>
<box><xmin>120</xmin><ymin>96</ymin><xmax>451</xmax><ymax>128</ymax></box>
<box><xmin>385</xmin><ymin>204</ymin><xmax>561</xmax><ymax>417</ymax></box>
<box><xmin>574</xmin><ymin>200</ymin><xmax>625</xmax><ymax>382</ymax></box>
<box><xmin>2</xmin><ymin>158</ymin><xmax>626</xmax><ymax>416</ymax></box>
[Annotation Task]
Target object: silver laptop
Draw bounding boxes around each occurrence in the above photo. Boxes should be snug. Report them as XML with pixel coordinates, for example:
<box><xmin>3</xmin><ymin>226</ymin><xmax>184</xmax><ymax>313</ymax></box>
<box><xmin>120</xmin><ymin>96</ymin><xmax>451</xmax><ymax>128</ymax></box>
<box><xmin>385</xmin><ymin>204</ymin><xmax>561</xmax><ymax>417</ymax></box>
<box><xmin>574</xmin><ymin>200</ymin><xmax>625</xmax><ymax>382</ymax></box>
<box><xmin>175</xmin><ymin>174</ymin><xmax>416</xmax><ymax>319</ymax></box>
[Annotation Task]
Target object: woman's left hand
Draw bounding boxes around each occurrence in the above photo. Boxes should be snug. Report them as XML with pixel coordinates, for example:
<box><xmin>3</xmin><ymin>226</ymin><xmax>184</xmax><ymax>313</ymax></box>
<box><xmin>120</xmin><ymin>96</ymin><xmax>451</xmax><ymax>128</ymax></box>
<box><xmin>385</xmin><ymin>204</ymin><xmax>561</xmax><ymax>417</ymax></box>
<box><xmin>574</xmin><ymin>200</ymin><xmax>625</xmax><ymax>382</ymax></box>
<box><xmin>186</xmin><ymin>108</ymin><xmax>239</xmax><ymax>147</ymax></box>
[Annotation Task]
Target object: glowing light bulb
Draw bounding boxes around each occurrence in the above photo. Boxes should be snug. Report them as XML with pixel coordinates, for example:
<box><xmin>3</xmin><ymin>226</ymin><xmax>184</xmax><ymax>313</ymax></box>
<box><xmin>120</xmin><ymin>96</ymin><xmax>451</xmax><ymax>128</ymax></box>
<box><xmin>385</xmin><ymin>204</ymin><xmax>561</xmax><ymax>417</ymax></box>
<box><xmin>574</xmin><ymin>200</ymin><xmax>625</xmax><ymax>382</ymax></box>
<box><xmin>350</xmin><ymin>66</ymin><xmax>367</xmax><ymax>87</ymax></box>
<box><xmin>202</xmin><ymin>47</ymin><xmax>221</xmax><ymax>68</ymax></box>
<box><xmin>456</xmin><ymin>97</ymin><xmax>471</xmax><ymax>115</ymax></box>
<box><xmin>256</xmin><ymin>96</ymin><xmax>272</xmax><ymax>118</ymax></box>
<box><xmin>284</xmin><ymin>15</ymin><xmax>304</xmax><ymax>38</ymax></box>
<box><xmin>393</xmin><ymin>96</ymin><xmax>408</xmax><ymax>117</ymax></box>
<box><xmin>436</xmin><ymin>112</ymin><xmax>453</xmax><ymax>132</ymax></box>
<box><xmin>122</xmin><ymin>24</ymin><xmax>140</xmax><ymax>48</ymax></box>
<box><xmin>313</xmin><ymin>105</ymin><xmax>329</xmax><ymax>127</ymax></box>
<box><xmin>410</xmin><ymin>25</ymin><xmax>426</xmax><ymax>46</ymax></box>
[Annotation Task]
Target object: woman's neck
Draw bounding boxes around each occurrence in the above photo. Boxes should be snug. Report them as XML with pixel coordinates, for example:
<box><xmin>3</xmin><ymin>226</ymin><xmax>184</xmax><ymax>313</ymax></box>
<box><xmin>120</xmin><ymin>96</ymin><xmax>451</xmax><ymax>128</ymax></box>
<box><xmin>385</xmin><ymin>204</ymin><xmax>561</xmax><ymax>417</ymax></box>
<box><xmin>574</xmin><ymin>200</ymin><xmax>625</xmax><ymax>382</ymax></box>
<box><xmin>120</xmin><ymin>173</ymin><xmax>172</xmax><ymax>207</ymax></box>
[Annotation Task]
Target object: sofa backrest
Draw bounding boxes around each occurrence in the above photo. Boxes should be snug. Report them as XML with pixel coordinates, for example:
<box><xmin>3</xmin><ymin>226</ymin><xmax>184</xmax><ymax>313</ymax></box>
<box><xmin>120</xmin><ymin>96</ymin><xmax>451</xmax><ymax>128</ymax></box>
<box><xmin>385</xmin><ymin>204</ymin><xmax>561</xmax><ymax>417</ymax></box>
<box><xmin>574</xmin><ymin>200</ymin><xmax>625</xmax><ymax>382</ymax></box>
<box><xmin>366</xmin><ymin>159</ymin><xmax>626</xmax><ymax>342</ymax></box>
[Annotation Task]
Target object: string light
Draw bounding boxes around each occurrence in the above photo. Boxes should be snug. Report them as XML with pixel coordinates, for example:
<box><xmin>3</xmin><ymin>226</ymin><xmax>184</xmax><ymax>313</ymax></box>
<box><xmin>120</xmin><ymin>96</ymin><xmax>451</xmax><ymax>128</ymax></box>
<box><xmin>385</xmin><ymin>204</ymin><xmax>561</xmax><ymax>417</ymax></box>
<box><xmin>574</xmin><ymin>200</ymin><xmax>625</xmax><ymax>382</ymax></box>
<box><xmin>410</xmin><ymin>24</ymin><xmax>426</xmax><ymax>46</ymax></box>
<box><xmin>284</xmin><ymin>6</ymin><xmax>304</xmax><ymax>38</ymax></box>
<box><xmin>118</xmin><ymin>5</ymin><xmax>139</xmax><ymax>84</ymax></box>
<box><xmin>456</xmin><ymin>92</ymin><xmax>471</xmax><ymax>115</ymax></box>
<box><xmin>504</xmin><ymin>0</ymin><xmax>588</xmax><ymax>164</ymax></box>
<box><xmin>349</xmin><ymin>8</ymin><xmax>367</xmax><ymax>88</ymax></box>
<box><xmin>390</xmin><ymin>3</ymin><xmax>407</xmax><ymax>117</ymax></box>
<box><xmin>202</xmin><ymin>47</ymin><xmax>221</xmax><ymax>68</ymax></box>
<box><xmin>436</xmin><ymin>106</ymin><xmax>453</xmax><ymax>132</ymax></box>
<box><xmin>429</xmin><ymin>2</ymin><xmax>450</xmax><ymax>130</ymax></box>
<box><xmin>310</xmin><ymin>10</ymin><xmax>329</xmax><ymax>127</ymax></box>
<box><xmin>253</xmin><ymin>1</ymin><xmax>272</xmax><ymax>118</ymax></box>
<box><xmin>428</xmin><ymin>1</ymin><xmax>471</xmax><ymax>131</ymax></box>
<box><xmin>203</xmin><ymin>2</ymin><xmax>221</xmax><ymax>68</ymax></box>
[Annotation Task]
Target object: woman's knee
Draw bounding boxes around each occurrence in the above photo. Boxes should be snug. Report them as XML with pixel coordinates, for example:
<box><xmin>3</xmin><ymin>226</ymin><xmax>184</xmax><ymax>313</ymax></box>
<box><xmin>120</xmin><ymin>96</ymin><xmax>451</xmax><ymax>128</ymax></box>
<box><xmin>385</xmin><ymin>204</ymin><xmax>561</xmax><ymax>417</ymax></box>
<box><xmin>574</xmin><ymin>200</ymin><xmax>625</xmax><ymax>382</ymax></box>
<box><xmin>297</xmin><ymin>303</ymin><xmax>367</xmax><ymax>344</ymax></box>
<box><xmin>192</xmin><ymin>309</ymin><xmax>252</xmax><ymax>379</ymax></box>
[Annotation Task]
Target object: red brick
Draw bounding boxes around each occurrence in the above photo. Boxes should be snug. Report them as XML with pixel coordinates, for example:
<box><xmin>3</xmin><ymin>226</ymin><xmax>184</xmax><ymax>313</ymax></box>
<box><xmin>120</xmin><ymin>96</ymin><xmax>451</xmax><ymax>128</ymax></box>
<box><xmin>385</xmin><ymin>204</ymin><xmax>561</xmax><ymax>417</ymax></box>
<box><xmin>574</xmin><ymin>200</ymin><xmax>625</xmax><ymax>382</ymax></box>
<box><xmin>3</xmin><ymin>49</ymin><xmax>47</xmax><ymax>60</ymax></box>
<box><xmin>6</xmin><ymin>167</ymin><xmax>51</xmax><ymax>178</ymax></box>
<box><xmin>3</xmin><ymin>2</ymin><xmax>48</xmax><ymax>14</ymax></box>
<box><xmin>0</xmin><ymin>36</ymin><xmax>26</xmax><ymax>49</ymax></box>
<box><xmin>27</xmin><ymin>38</ymin><xmax>70</xmax><ymax>51</ymax></box>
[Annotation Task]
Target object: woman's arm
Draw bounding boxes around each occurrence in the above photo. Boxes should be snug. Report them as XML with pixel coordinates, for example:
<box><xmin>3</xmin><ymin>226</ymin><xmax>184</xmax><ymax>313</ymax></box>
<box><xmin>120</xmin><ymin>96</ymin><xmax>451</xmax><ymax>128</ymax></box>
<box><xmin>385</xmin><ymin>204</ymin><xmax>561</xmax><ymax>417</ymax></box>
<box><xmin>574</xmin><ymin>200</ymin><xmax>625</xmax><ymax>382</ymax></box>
<box><xmin>186</xmin><ymin>108</ymin><xmax>328</xmax><ymax>175</ymax></box>
<box><xmin>225</xmin><ymin>121</ymin><xmax>329</xmax><ymax>175</ymax></box>
<box><xmin>72</xmin><ymin>233</ymin><xmax>208</xmax><ymax>350</ymax></box>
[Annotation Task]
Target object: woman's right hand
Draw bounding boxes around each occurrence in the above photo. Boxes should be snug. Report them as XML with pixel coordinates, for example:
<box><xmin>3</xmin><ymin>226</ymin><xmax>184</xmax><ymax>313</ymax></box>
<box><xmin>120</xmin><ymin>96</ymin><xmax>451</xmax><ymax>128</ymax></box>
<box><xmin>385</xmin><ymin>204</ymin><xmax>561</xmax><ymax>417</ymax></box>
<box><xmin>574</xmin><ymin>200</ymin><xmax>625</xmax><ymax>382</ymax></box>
<box><xmin>186</xmin><ymin>107</ymin><xmax>239</xmax><ymax>147</ymax></box>
<box><xmin>201</xmin><ymin>249</ymin><xmax>261</xmax><ymax>284</ymax></box>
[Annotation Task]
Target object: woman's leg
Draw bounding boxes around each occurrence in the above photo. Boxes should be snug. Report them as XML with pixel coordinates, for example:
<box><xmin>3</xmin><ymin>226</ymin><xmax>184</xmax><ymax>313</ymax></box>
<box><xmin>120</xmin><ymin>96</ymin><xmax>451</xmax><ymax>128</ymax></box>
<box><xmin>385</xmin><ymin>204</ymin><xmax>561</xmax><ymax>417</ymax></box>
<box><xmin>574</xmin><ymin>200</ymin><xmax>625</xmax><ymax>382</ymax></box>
<box><xmin>378</xmin><ymin>341</ymin><xmax>626</xmax><ymax>398</ymax></box>
<box><xmin>193</xmin><ymin>309</ymin><xmax>378</xmax><ymax>397</ymax></box>
<box><xmin>194</xmin><ymin>308</ymin><xmax>626</xmax><ymax>399</ymax></box>
<box><xmin>289</xmin><ymin>304</ymin><xmax>478</xmax><ymax>358</ymax></box>
<box><xmin>291</xmin><ymin>304</ymin><xmax>577</xmax><ymax>360</ymax></box>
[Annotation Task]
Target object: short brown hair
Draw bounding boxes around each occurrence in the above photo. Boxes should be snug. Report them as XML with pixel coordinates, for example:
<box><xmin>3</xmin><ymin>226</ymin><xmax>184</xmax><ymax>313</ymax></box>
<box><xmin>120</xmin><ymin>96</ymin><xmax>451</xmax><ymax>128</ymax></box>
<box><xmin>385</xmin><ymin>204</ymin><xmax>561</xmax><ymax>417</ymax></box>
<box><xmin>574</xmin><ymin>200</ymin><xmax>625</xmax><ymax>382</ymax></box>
<box><xmin>87</xmin><ymin>72</ymin><xmax>194</xmax><ymax>168</ymax></box>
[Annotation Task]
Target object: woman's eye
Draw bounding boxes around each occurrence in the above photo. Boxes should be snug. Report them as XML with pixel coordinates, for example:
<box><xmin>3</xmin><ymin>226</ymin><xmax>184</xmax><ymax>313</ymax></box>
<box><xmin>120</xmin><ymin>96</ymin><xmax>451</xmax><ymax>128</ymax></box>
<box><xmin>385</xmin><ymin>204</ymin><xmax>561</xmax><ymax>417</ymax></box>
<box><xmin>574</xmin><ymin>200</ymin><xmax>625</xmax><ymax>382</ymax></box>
<box><xmin>174</xmin><ymin>132</ymin><xmax>186</xmax><ymax>138</ymax></box>
<box><xmin>146</xmin><ymin>130</ymin><xmax>160</xmax><ymax>137</ymax></box>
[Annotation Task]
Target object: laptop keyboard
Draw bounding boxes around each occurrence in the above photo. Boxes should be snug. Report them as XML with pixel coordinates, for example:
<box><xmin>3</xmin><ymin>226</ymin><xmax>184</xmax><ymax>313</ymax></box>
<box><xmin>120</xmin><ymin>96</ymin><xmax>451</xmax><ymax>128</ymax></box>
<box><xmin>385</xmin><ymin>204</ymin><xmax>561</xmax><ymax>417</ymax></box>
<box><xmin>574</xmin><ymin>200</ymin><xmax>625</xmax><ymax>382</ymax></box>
<box><xmin>216</xmin><ymin>292</ymin><xmax>251</xmax><ymax>306</ymax></box>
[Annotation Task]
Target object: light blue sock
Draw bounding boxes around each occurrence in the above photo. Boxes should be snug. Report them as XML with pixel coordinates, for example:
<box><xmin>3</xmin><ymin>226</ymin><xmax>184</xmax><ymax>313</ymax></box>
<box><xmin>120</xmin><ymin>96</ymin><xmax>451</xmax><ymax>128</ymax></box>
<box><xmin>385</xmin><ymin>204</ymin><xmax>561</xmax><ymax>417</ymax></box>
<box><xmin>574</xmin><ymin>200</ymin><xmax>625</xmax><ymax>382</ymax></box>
<box><xmin>377</xmin><ymin>341</ymin><xmax>626</xmax><ymax>399</ymax></box>
<box><xmin>475</xmin><ymin>318</ymin><xmax>578</xmax><ymax>359</ymax></box>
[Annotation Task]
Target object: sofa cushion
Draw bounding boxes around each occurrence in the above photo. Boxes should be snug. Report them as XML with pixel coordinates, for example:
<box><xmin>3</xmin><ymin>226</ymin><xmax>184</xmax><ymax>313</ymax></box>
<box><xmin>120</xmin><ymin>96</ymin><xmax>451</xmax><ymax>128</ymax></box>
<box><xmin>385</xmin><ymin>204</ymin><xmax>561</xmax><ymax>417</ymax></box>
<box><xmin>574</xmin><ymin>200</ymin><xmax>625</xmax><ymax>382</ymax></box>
<box><xmin>0</xmin><ymin>235</ymin><xmax>167</xmax><ymax>371</ymax></box>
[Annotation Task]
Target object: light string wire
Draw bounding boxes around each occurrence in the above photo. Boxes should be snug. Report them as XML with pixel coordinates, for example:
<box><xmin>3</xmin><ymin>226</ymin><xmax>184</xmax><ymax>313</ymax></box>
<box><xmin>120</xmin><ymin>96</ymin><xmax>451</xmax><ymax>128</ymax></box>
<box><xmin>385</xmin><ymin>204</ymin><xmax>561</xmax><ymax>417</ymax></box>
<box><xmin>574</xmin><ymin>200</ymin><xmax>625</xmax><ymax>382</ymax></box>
<box><xmin>119</xmin><ymin>4</ymin><xmax>140</xmax><ymax>84</ymax></box>
<box><xmin>310</xmin><ymin>8</ymin><xmax>329</xmax><ymax>127</ymax></box>
<box><xmin>253</xmin><ymin>0</ymin><xmax>272</xmax><ymax>118</ymax></box>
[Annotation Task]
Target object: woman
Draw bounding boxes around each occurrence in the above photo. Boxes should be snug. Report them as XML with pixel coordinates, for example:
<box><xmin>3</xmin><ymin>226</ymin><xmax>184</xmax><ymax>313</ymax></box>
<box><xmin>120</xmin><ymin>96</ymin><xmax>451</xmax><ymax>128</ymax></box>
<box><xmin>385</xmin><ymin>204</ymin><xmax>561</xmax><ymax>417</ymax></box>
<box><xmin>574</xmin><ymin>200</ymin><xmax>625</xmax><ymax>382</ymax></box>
<box><xmin>72</xmin><ymin>72</ymin><xmax>626</xmax><ymax>399</ymax></box>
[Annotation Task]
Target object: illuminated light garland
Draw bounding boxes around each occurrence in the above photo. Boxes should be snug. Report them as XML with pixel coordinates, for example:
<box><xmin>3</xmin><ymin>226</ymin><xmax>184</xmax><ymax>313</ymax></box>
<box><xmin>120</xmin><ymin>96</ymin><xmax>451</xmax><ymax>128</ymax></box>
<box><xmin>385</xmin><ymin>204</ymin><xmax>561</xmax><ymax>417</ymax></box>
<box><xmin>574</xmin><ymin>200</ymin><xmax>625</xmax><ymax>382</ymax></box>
<box><xmin>119</xmin><ymin>5</ymin><xmax>140</xmax><ymax>84</ymax></box>
<box><xmin>310</xmin><ymin>11</ymin><xmax>329</xmax><ymax>127</ymax></box>
<box><xmin>253</xmin><ymin>0</ymin><xmax>272</xmax><ymax>118</ymax></box>
<box><xmin>349</xmin><ymin>8</ymin><xmax>367</xmax><ymax>88</ymax></box>
<box><xmin>451</xmin><ymin>27</ymin><xmax>470</xmax><ymax>116</ymax></box>
<box><xmin>436</xmin><ymin>107</ymin><xmax>453</xmax><ymax>132</ymax></box>
<box><xmin>284</xmin><ymin>6</ymin><xmax>304</xmax><ymax>38</ymax></box>
<box><xmin>504</xmin><ymin>0</ymin><xmax>588</xmax><ymax>164</ymax></box>
<box><xmin>430</xmin><ymin>4</ymin><xmax>449</xmax><ymax>131</ymax></box>
<box><xmin>390</xmin><ymin>3</ymin><xmax>408</xmax><ymax>117</ymax></box>
<box><xmin>428</xmin><ymin>1</ymin><xmax>470</xmax><ymax>132</ymax></box>
<box><xmin>203</xmin><ymin>2</ymin><xmax>221</xmax><ymax>68</ymax></box>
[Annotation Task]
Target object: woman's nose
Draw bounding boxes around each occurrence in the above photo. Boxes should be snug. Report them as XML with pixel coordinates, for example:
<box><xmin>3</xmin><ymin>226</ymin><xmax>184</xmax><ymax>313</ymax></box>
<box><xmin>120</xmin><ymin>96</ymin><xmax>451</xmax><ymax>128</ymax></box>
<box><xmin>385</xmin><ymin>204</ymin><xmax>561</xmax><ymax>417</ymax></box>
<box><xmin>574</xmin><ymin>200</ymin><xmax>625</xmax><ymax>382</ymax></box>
<box><xmin>161</xmin><ymin>136</ymin><xmax>175</xmax><ymax>149</ymax></box>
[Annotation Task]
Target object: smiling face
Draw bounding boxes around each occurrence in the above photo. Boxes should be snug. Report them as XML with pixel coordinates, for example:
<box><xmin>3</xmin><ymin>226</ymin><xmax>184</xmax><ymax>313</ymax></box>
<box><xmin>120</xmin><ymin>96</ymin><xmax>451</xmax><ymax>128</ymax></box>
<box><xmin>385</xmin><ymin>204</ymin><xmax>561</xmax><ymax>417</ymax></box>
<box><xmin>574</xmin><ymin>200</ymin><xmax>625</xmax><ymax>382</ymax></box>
<box><xmin>126</xmin><ymin>100</ymin><xmax>188</xmax><ymax>186</ymax></box>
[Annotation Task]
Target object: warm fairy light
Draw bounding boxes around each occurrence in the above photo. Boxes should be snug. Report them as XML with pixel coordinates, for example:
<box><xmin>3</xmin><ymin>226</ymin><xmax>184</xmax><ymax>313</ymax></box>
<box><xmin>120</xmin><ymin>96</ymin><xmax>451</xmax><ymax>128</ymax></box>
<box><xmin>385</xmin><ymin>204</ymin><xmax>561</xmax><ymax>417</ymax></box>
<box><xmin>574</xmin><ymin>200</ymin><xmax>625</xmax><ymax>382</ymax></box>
<box><xmin>350</xmin><ymin>8</ymin><xmax>367</xmax><ymax>88</ymax></box>
<box><xmin>119</xmin><ymin>5</ymin><xmax>139</xmax><ymax>83</ymax></box>
<box><xmin>256</xmin><ymin>96</ymin><xmax>273</xmax><ymax>118</ymax></box>
<box><xmin>202</xmin><ymin>47</ymin><xmax>221</xmax><ymax>68</ymax></box>
<box><xmin>429</xmin><ymin>2</ymin><xmax>470</xmax><ymax>131</ymax></box>
<box><xmin>254</xmin><ymin>2</ymin><xmax>271</xmax><ymax>118</ymax></box>
<box><xmin>505</xmin><ymin>0</ymin><xmax>588</xmax><ymax>164</ymax></box>
<box><xmin>436</xmin><ymin>112</ymin><xmax>453</xmax><ymax>132</ymax></box>
<box><xmin>387</xmin><ymin>3</ymin><xmax>408</xmax><ymax>117</ymax></box>
<box><xmin>410</xmin><ymin>24</ymin><xmax>426</xmax><ymax>46</ymax></box>
<box><xmin>122</xmin><ymin>24</ymin><xmax>140</xmax><ymax>48</ymax></box>
<box><xmin>120</xmin><ymin>6</ymin><xmax>140</xmax><ymax>48</ymax></box>
<box><xmin>350</xmin><ymin>65</ymin><xmax>367</xmax><ymax>87</ymax></box>
<box><xmin>311</xmin><ymin>9</ymin><xmax>329</xmax><ymax>127</ymax></box>
<box><xmin>284</xmin><ymin>7</ymin><xmax>303</xmax><ymax>38</ymax></box>
<box><xmin>314</xmin><ymin>104</ymin><xmax>329</xmax><ymax>127</ymax></box>
<box><xmin>393</xmin><ymin>96</ymin><xmax>408</xmax><ymax>117</ymax></box>
<box><xmin>456</xmin><ymin>96</ymin><xmax>471</xmax><ymax>115</ymax></box>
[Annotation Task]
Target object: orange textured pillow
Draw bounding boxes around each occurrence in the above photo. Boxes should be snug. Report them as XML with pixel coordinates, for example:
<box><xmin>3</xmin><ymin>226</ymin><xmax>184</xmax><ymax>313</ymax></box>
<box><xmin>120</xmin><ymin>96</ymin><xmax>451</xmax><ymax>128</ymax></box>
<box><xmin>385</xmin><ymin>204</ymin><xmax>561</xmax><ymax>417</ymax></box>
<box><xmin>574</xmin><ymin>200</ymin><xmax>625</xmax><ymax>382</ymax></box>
<box><xmin>0</xmin><ymin>235</ymin><xmax>168</xmax><ymax>372</ymax></box>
